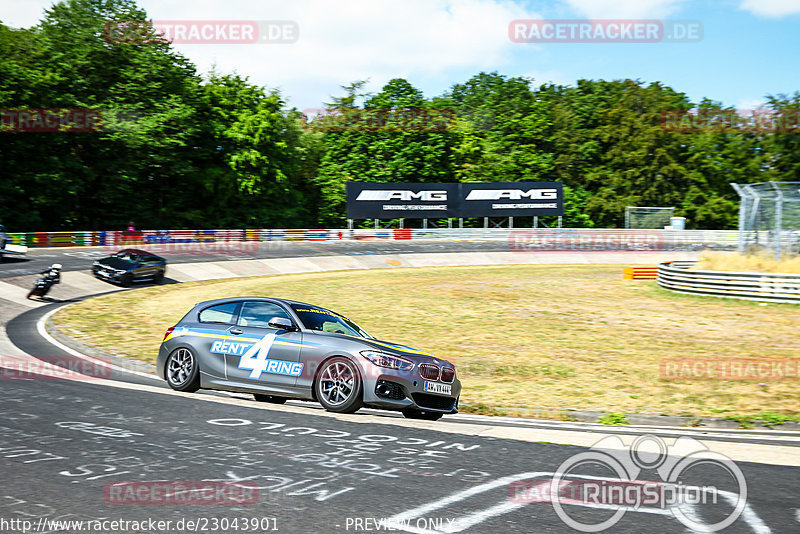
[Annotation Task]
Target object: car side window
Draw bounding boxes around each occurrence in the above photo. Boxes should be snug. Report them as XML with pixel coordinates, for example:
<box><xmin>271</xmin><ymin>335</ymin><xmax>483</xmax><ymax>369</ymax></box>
<box><xmin>237</xmin><ymin>301</ymin><xmax>291</xmax><ymax>328</ymax></box>
<box><xmin>199</xmin><ymin>302</ymin><xmax>239</xmax><ymax>324</ymax></box>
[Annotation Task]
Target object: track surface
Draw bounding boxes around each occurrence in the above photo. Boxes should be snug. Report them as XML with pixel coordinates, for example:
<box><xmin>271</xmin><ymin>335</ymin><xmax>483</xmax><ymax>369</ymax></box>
<box><xmin>1</xmin><ymin>244</ymin><xmax>798</xmax><ymax>533</ymax></box>
<box><xmin>0</xmin><ymin>240</ymin><xmax>512</xmax><ymax>280</ymax></box>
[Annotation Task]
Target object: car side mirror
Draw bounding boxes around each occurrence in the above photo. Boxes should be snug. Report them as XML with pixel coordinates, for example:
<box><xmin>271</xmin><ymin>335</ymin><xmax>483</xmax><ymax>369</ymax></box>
<box><xmin>268</xmin><ymin>317</ymin><xmax>295</xmax><ymax>331</ymax></box>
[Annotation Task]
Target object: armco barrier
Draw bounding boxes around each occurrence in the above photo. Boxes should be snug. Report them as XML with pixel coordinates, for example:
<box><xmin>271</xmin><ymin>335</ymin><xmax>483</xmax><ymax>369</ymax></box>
<box><xmin>657</xmin><ymin>261</ymin><xmax>800</xmax><ymax>304</ymax></box>
<box><xmin>6</xmin><ymin>228</ymin><xmax>742</xmax><ymax>249</ymax></box>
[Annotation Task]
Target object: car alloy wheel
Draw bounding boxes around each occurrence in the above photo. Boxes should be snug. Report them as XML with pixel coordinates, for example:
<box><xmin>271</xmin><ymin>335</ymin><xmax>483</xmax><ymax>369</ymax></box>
<box><xmin>316</xmin><ymin>357</ymin><xmax>363</xmax><ymax>413</ymax></box>
<box><xmin>165</xmin><ymin>347</ymin><xmax>200</xmax><ymax>392</ymax></box>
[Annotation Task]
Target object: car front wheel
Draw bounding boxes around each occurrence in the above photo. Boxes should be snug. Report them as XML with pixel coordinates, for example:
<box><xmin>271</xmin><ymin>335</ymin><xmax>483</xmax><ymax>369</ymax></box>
<box><xmin>165</xmin><ymin>347</ymin><xmax>200</xmax><ymax>392</ymax></box>
<box><xmin>315</xmin><ymin>357</ymin><xmax>363</xmax><ymax>414</ymax></box>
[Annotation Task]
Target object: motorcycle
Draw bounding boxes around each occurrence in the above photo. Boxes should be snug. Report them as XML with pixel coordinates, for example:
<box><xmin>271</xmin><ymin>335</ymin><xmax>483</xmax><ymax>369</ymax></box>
<box><xmin>27</xmin><ymin>266</ymin><xmax>61</xmax><ymax>299</ymax></box>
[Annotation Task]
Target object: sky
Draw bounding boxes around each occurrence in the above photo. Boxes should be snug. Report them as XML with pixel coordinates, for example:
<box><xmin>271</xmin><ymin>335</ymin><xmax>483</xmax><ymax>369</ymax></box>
<box><xmin>3</xmin><ymin>0</ymin><xmax>800</xmax><ymax>111</ymax></box>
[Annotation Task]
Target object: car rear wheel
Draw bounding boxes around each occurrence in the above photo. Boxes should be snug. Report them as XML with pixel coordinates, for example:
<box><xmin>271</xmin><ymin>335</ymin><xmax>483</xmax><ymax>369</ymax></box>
<box><xmin>165</xmin><ymin>347</ymin><xmax>200</xmax><ymax>392</ymax></box>
<box><xmin>402</xmin><ymin>408</ymin><xmax>443</xmax><ymax>421</ymax></box>
<box><xmin>153</xmin><ymin>270</ymin><xmax>164</xmax><ymax>284</ymax></box>
<box><xmin>254</xmin><ymin>394</ymin><xmax>286</xmax><ymax>404</ymax></box>
<box><xmin>315</xmin><ymin>357</ymin><xmax>363</xmax><ymax>414</ymax></box>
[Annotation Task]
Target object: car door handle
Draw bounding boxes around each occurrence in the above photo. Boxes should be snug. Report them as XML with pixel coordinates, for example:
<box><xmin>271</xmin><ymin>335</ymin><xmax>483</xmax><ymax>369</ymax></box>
<box><xmin>229</xmin><ymin>328</ymin><xmax>243</xmax><ymax>335</ymax></box>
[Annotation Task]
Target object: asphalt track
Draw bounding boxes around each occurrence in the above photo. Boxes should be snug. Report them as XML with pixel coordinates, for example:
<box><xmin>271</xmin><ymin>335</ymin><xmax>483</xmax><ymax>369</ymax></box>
<box><xmin>0</xmin><ymin>240</ymin><xmax>516</xmax><ymax>280</ymax></box>
<box><xmin>1</xmin><ymin>242</ymin><xmax>799</xmax><ymax>533</ymax></box>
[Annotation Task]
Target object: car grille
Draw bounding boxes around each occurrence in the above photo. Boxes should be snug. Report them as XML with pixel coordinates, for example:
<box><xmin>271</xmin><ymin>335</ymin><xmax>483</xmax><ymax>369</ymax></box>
<box><xmin>375</xmin><ymin>380</ymin><xmax>406</xmax><ymax>400</ymax></box>
<box><xmin>440</xmin><ymin>367</ymin><xmax>455</xmax><ymax>383</ymax></box>
<box><xmin>412</xmin><ymin>393</ymin><xmax>456</xmax><ymax>411</ymax></box>
<box><xmin>419</xmin><ymin>363</ymin><xmax>440</xmax><ymax>381</ymax></box>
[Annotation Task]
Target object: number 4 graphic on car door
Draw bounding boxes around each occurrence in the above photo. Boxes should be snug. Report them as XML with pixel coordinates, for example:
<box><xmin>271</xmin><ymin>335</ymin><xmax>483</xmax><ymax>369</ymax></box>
<box><xmin>238</xmin><ymin>333</ymin><xmax>277</xmax><ymax>379</ymax></box>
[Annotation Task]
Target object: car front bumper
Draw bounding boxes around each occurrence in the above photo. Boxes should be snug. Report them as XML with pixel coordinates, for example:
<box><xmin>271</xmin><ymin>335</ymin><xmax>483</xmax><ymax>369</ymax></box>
<box><xmin>360</xmin><ymin>365</ymin><xmax>461</xmax><ymax>413</ymax></box>
<box><xmin>92</xmin><ymin>266</ymin><xmax>124</xmax><ymax>281</ymax></box>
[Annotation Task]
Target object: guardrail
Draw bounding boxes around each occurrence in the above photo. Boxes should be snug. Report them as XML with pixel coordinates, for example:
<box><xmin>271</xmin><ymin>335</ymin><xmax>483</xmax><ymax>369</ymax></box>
<box><xmin>5</xmin><ymin>228</ymin><xmax>743</xmax><ymax>250</ymax></box>
<box><xmin>657</xmin><ymin>261</ymin><xmax>800</xmax><ymax>304</ymax></box>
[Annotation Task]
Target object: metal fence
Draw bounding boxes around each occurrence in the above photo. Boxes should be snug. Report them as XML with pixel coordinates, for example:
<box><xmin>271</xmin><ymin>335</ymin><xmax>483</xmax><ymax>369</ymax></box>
<box><xmin>658</xmin><ymin>260</ymin><xmax>800</xmax><ymax>304</ymax></box>
<box><xmin>732</xmin><ymin>181</ymin><xmax>800</xmax><ymax>259</ymax></box>
<box><xmin>6</xmin><ymin>227</ymin><xmax>741</xmax><ymax>251</ymax></box>
<box><xmin>624</xmin><ymin>206</ymin><xmax>675</xmax><ymax>229</ymax></box>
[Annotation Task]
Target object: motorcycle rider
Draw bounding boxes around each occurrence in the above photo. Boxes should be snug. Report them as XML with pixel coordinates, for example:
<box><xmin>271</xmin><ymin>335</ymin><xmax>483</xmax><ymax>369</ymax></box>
<box><xmin>26</xmin><ymin>263</ymin><xmax>62</xmax><ymax>299</ymax></box>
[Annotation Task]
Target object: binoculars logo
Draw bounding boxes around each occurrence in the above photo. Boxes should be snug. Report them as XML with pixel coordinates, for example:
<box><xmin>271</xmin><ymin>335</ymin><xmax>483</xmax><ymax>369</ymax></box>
<box><xmin>550</xmin><ymin>434</ymin><xmax>747</xmax><ymax>532</ymax></box>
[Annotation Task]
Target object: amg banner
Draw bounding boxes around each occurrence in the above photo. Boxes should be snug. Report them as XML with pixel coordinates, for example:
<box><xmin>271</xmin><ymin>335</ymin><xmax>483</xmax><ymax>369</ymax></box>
<box><xmin>460</xmin><ymin>182</ymin><xmax>563</xmax><ymax>217</ymax></box>
<box><xmin>346</xmin><ymin>182</ymin><xmax>461</xmax><ymax>219</ymax></box>
<box><xmin>346</xmin><ymin>182</ymin><xmax>563</xmax><ymax>219</ymax></box>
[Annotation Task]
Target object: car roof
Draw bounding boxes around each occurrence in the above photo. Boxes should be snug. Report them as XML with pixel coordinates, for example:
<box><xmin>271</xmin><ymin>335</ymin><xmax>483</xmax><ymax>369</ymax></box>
<box><xmin>196</xmin><ymin>297</ymin><xmax>318</xmax><ymax>309</ymax></box>
<box><xmin>117</xmin><ymin>248</ymin><xmax>154</xmax><ymax>255</ymax></box>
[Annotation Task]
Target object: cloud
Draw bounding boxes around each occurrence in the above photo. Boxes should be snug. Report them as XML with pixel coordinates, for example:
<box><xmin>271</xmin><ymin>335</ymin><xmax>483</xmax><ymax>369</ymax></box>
<box><xmin>136</xmin><ymin>0</ymin><xmax>533</xmax><ymax>107</ymax></box>
<box><xmin>739</xmin><ymin>0</ymin><xmax>800</xmax><ymax>17</ymax></box>
<box><xmin>2</xmin><ymin>0</ymin><xmax>536</xmax><ymax>106</ymax></box>
<box><xmin>560</xmin><ymin>0</ymin><xmax>688</xmax><ymax>19</ymax></box>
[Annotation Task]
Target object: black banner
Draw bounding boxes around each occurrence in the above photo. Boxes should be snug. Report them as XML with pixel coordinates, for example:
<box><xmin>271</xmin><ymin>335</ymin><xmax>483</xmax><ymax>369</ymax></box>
<box><xmin>460</xmin><ymin>182</ymin><xmax>563</xmax><ymax>217</ymax></box>
<box><xmin>346</xmin><ymin>182</ymin><xmax>460</xmax><ymax>219</ymax></box>
<box><xmin>346</xmin><ymin>182</ymin><xmax>563</xmax><ymax>219</ymax></box>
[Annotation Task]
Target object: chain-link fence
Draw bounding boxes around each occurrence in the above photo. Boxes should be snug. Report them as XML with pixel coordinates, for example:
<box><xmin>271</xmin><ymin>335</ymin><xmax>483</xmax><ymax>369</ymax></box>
<box><xmin>624</xmin><ymin>206</ymin><xmax>675</xmax><ymax>229</ymax></box>
<box><xmin>732</xmin><ymin>182</ymin><xmax>800</xmax><ymax>259</ymax></box>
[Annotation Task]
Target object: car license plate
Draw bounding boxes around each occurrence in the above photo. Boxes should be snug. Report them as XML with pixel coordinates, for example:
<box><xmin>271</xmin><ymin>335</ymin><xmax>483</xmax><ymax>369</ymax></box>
<box><xmin>424</xmin><ymin>381</ymin><xmax>451</xmax><ymax>395</ymax></box>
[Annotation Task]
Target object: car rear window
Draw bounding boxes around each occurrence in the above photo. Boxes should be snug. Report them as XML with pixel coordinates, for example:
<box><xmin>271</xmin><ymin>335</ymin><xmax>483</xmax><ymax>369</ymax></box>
<box><xmin>199</xmin><ymin>302</ymin><xmax>239</xmax><ymax>324</ymax></box>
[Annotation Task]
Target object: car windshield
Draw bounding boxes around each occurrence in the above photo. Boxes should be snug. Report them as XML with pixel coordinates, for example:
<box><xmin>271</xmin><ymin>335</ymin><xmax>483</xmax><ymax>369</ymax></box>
<box><xmin>290</xmin><ymin>304</ymin><xmax>372</xmax><ymax>339</ymax></box>
<box><xmin>113</xmin><ymin>251</ymin><xmax>137</xmax><ymax>261</ymax></box>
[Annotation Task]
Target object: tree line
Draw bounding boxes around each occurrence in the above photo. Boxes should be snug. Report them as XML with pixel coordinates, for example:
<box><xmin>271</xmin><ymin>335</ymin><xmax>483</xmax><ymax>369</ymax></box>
<box><xmin>1</xmin><ymin>0</ymin><xmax>798</xmax><ymax>231</ymax></box>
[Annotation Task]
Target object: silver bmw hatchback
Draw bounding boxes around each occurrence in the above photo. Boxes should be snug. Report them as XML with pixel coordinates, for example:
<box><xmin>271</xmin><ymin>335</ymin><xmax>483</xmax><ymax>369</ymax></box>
<box><xmin>156</xmin><ymin>297</ymin><xmax>460</xmax><ymax>420</ymax></box>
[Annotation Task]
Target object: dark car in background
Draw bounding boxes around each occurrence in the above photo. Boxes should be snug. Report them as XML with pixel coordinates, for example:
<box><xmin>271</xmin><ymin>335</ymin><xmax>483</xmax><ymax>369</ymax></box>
<box><xmin>0</xmin><ymin>224</ymin><xmax>27</xmax><ymax>261</ymax></box>
<box><xmin>157</xmin><ymin>297</ymin><xmax>461</xmax><ymax>420</ymax></box>
<box><xmin>92</xmin><ymin>248</ymin><xmax>166</xmax><ymax>286</ymax></box>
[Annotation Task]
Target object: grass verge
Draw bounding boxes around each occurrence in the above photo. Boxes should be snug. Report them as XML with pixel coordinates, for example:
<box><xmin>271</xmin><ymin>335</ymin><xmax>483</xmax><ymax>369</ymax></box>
<box><xmin>694</xmin><ymin>251</ymin><xmax>800</xmax><ymax>273</ymax></box>
<box><xmin>52</xmin><ymin>264</ymin><xmax>800</xmax><ymax>418</ymax></box>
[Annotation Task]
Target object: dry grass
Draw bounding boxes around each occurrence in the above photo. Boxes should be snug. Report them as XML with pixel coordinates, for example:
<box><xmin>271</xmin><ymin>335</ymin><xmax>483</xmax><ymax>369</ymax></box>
<box><xmin>53</xmin><ymin>265</ymin><xmax>800</xmax><ymax>418</ymax></box>
<box><xmin>694</xmin><ymin>251</ymin><xmax>800</xmax><ymax>273</ymax></box>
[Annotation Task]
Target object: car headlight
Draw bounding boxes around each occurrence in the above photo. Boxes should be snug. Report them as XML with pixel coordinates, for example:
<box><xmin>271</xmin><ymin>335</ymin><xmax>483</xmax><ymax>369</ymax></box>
<box><xmin>93</xmin><ymin>261</ymin><xmax>100</xmax><ymax>266</ymax></box>
<box><xmin>361</xmin><ymin>351</ymin><xmax>414</xmax><ymax>371</ymax></box>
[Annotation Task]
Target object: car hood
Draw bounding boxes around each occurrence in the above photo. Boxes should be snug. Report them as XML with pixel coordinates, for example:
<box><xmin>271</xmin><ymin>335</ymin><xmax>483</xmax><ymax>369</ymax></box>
<box><xmin>97</xmin><ymin>257</ymin><xmax>134</xmax><ymax>270</ymax></box>
<box><xmin>309</xmin><ymin>331</ymin><xmax>453</xmax><ymax>366</ymax></box>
